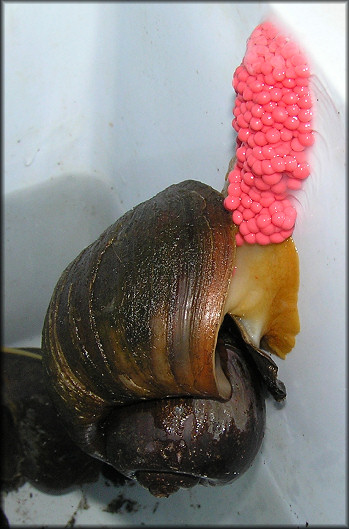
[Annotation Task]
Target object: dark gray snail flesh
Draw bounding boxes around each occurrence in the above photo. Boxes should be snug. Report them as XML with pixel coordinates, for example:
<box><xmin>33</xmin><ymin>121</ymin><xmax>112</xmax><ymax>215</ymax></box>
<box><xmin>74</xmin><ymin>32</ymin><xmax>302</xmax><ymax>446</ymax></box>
<box><xmin>2</xmin><ymin>180</ymin><xmax>300</xmax><ymax>498</ymax></box>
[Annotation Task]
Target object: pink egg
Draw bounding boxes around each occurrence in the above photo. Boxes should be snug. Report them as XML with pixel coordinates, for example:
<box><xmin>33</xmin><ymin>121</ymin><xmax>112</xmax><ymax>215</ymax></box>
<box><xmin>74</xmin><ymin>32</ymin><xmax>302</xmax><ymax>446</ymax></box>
<box><xmin>298</xmin><ymin>95</ymin><xmax>312</xmax><ymax>109</ymax></box>
<box><xmin>285</xmin><ymin>67</ymin><xmax>296</xmax><ymax>79</ymax></box>
<box><xmin>293</xmin><ymin>162</ymin><xmax>310</xmax><ymax>179</ymax></box>
<box><xmin>272</xmin><ymin>68</ymin><xmax>286</xmax><ymax>82</ymax></box>
<box><xmin>263</xmin><ymin>172</ymin><xmax>282</xmax><ymax>186</ymax></box>
<box><xmin>271</xmin><ymin>156</ymin><xmax>286</xmax><ymax>172</ymax></box>
<box><xmin>255</xmin><ymin>232</ymin><xmax>271</xmax><ymax>245</ymax></box>
<box><xmin>269</xmin><ymin>200</ymin><xmax>283</xmax><ymax>214</ymax></box>
<box><xmin>233</xmin><ymin>109</ymin><xmax>242</xmax><ymax>120</ymax></box>
<box><xmin>236</xmin><ymin>145</ymin><xmax>247</xmax><ymax>162</ymax></box>
<box><xmin>254</xmin><ymin>131</ymin><xmax>267</xmax><ymax>146</ymax></box>
<box><xmin>261</xmin><ymin>113</ymin><xmax>273</xmax><ymax>126</ymax></box>
<box><xmin>240</xmin><ymin>180</ymin><xmax>250</xmax><ymax>193</ymax></box>
<box><xmin>291</xmin><ymin>53</ymin><xmax>306</xmax><ymax>66</ymax></box>
<box><xmin>241</xmin><ymin>194</ymin><xmax>253</xmax><ymax>208</ymax></box>
<box><xmin>247</xmin><ymin>134</ymin><xmax>256</xmax><ymax>148</ymax></box>
<box><xmin>244</xmin><ymin>232</ymin><xmax>256</xmax><ymax>244</ymax></box>
<box><xmin>271</xmin><ymin>180</ymin><xmax>287</xmax><ymax>194</ymax></box>
<box><xmin>261</xmin><ymin>61</ymin><xmax>273</xmax><ymax>75</ymax></box>
<box><xmin>247</xmin><ymin>153</ymin><xmax>255</xmax><ymax>167</ymax></box>
<box><xmin>228</xmin><ymin>169</ymin><xmax>241</xmax><ymax>183</ymax></box>
<box><xmin>254</xmin><ymin>91</ymin><xmax>271</xmax><ymax>105</ymax></box>
<box><xmin>298</xmin><ymin>121</ymin><xmax>312</xmax><ymax>133</ymax></box>
<box><xmin>260</xmin><ymin>193</ymin><xmax>275</xmax><ymax>207</ymax></box>
<box><xmin>228</xmin><ymin>183</ymin><xmax>242</xmax><ymax>197</ymax></box>
<box><xmin>281</xmin><ymin>215</ymin><xmax>296</xmax><ymax>230</ymax></box>
<box><xmin>272</xmin><ymin>107</ymin><xmax>288</xmax><ymax>122</ymax></box>
<box><xmin>280</xmin><ymin>128</ymin><xmax>293</xmax><ymax>141</ymax></box>
<box><xmin>236</xmin><ymin>81</ymin><xmax>246</xmax><ymax>94</ymax></box>
<box><xmin>243</xmin><ymin>87</ymin><xmax>253</xmax><ymax>101</ymax></box>
<box><xmin>233</xmin><ymin>210</ymin><xmax>243</xmax><ymax>225</ymax></box>
<box><xmin>232</xmin><ymin>119</ymin><xmax>239</xmax><ymax>132</ymax></box>
<box><xmin>250</xmin><ymin>117</ymin><xmax>263</xmax><ymax>131</ymax></box>
<box><xmin>224</xmin><ymin>195</ymin><xmax>239</xmax><ymax>210</ymax></box>
<box><xmin>251</xmin><ymin>103</ymin><xmax>264</xmax><ymax>117</ymax></box>
<box><xmin>282</xmin><ymin>91</ymin><xmax>298</xmax><ymax>105</ymax></box>
<box><xmin>284</xmin><ymin>204</ymin><xmax>296</xmax><ymax>217</ymax></box>
<box><xmin>235</xmin><ymin>232</ymin><xmax>244</xmax><ymax>246</ymax></box>
<box><xmin>284</xmin><ymin>116</ymin><xmax>299</xmax><ymax>130</ymax></box>
<box><xmin>242</xmin><ymin>208</ymin><xmax>254</xmax><ymax>220</ymax></box>
<box><xmin>256</xmin><ymin>213</ymin><xmax>272</xmax><ymax>229</ymax></box>
<box><xmin>281</xmin><ymin>41</ymin><xmax>299</xmax><ymax>59</ymax></box>
<box><xmin>294</xmin><ymin>85</ymin><xmax>308</xmax><ymax>97</ymax></box>
<box><xmin>270</xmin><ymin>87</ymin><xmax>283</xmax><ymax>102</ymax></box>
<box><xmin>254</xmin><ymin>177</ymin><xmax>271</xmax><ymax>191</ymax></box>
<box><xmin>272</xmin><ymin>211</ymin><xmax>286</xmax><ymax>227</ymax></box>
<box><xmin>253</xmin><ymin>146</ymin><xmax>265</xmax><ymax>160</ymax></box>
<box><xmin>298</xmin><ymin>108</ymin><xmax>313</xmax><ymax>122</ymax></box>
<box><xmin>265</xmin><ymin>128</ymin><xmax>281</xmax><ymax>144</ymax></box>
<box><xmin>237</xmin><ymin>114</ymin><xmax>249</xmax><ymax>128</ymax></box>
<box><xmin>280</xmin><ymin>228</ymin><xmax>294</xmax><ymax>239</ymax></box>
<box><xmin>273</xmin><ymin>142</ymin><xmax>289</xmax><ymax>157</ymax></box>
<box><xmin>252</xmin><ymin>159</ymin><xmax>263</xmax><ymax>175</ymax></box>
<box><xmin>238</xmin><ymin>128</ymin><xmax>251</xmax><ymax>142</ymax></box>
<box><xmin>255</xmin><ymin>35</ymin><xmax>268</xmax><ymax>46</ymax></box>
<box><xmin>291</xmin><ymin>137</ymin><xmax>305</xmax><ymax>152</ymax></box>
<box><xmin>261</xmin><ymin>159</ymin><xmax>275</xmax><ymax>175</ymax></box>
<box><xmin>286</xmin><ymin>104</ymin><xmax>299</xmax><ymax>116</ymax></box>
<box><xmin>243</xmin><ymin>171</ymin><xmax>255</xmax><ymax>185</ymax></box>
<box><xmin>261</xmin><ymin>222</ymin><xmax>276</xmax><ymax>236</ymax></box>
<box><xmin>293</xmin><ymin>150</ymin><xmax>307</xmax><ymax>164</ymax></box>
<box><xmin>284</xmin><ymin>156</ymin><xmax>298</xmax><ymax>172</ymax></box>
<box><xmin>270</xmin><ymin>232</ymin><xmax>284</xmax><ymax>243</ymax></box>
<box><xmin>251</xmin><ymin>201</ymin><xmax>262</xmax><ymax>213</ymax></box>
<box><xmin>262</xmin><ymin>145</ymin><xmax>274</xmax><ymax>159</ymax></box>
<box><xmin>298</xmin><ymin>132</ymin><xmax>315</xmax><ymax>147</ymax></box>
<box><xmin>295</xmin><ymin>64</ymin><xmax>310</xmax><ymax>77</ymax></box>
<box><xmin>246</xmin><ymin>217</ymin><xmax>259</xmax><ymax>233</ymax></box>
<box><xmin>250</xmin><ymin>79</ymin><xmax>264</xmax><ymax>92</ymax></box>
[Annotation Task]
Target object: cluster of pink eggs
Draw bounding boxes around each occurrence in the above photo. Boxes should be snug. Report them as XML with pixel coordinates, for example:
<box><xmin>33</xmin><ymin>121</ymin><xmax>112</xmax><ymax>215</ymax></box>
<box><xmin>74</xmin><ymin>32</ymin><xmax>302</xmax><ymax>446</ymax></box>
<box><xmin>224</xmin><ymin>21</ymin><xmax>314</xmax><ymax>245</ymax></box>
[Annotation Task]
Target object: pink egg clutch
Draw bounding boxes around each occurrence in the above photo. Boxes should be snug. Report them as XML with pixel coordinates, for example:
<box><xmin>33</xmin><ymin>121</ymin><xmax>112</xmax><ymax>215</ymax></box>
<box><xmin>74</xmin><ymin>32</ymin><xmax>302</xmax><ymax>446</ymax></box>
<box><xmin>224</xmin><ymin>21</ymin><xmax>314</xmax><ymax>245</ymax></box>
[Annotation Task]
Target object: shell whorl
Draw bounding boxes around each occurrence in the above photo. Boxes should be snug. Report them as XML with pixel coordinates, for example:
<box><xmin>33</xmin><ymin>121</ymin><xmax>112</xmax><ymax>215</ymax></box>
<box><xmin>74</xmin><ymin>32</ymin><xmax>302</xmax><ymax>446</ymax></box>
<box><xmin>42</xmin><ymin>180</ymin><xmax>237</xmax><ymax>459</ymax></box>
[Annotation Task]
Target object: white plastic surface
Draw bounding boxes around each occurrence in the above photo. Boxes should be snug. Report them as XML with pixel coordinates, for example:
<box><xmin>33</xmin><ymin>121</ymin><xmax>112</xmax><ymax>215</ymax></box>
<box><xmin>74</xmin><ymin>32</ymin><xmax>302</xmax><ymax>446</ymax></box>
<box><xmin>3</xmin><ymin>2</ymin><xmax>346</xmax><ymax>526</ymax></box>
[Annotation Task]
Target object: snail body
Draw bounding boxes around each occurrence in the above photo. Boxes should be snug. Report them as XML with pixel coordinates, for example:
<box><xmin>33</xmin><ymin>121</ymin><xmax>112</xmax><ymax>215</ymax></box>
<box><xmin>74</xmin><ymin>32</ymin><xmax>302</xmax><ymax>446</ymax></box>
<box><xmin>41</xmin><ymin>180</ymin><xmax>299</xmax><ymax>497</ymax></box>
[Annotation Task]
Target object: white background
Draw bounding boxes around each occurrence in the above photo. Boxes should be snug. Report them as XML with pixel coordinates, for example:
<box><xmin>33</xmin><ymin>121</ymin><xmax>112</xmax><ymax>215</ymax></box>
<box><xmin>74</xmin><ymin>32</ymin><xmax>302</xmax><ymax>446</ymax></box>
<box><xmin>3</xmin><ymin>2</ymin><xmax>346</xmax><ymax>525</ymax></box>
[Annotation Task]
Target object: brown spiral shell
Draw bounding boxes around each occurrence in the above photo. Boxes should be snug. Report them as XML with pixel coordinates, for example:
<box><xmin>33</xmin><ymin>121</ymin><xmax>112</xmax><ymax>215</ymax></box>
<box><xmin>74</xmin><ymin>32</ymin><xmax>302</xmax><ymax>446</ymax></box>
<box><xmin>42</xmin><ymin>180</ymin><xmax>238</xmax><ymax>461</ymax></box>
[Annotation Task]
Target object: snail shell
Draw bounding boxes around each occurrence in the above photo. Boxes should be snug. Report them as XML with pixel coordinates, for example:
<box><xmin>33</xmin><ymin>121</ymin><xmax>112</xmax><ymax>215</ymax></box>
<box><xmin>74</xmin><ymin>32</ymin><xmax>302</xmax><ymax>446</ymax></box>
<box><xmin>42</xmin><ymin>179</ymin><xmax>299</xmax><ymax>496</ymax></box>
<box><xmin>2</xmin><ymin>348</ymin><xmax>102</xmax><ymax>492</ymax></box>
<box><xmin>104</xmin><ymin>322</ymin><xmax>266</xmax><ymax>497</ymax></box>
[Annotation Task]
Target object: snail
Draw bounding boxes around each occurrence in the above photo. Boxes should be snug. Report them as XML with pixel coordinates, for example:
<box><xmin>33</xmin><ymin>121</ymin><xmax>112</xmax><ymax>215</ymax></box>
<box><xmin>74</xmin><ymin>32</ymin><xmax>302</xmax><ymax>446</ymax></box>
<box><xmin>2</xmin><ymin>347</ymin><xmax>103</xmax><ymax>493</ymax></box>
<box><xmin>36</xmin><ymin>178</ymin><xmax>299</xmax><ymax>497</ymax></box>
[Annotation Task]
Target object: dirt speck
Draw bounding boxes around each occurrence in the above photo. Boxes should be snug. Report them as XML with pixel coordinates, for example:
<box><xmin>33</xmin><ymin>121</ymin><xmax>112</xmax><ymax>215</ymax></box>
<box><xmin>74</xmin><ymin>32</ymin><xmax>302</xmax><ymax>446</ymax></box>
<box><xmin>103</xmin><ymin>494</ymin><xmax>139</xmax><ymax>514</ymax></box>
<box><xmin>65</xmin><ymin>514</ymin><xmax>75</xmax><ymax>528</ymax></box>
